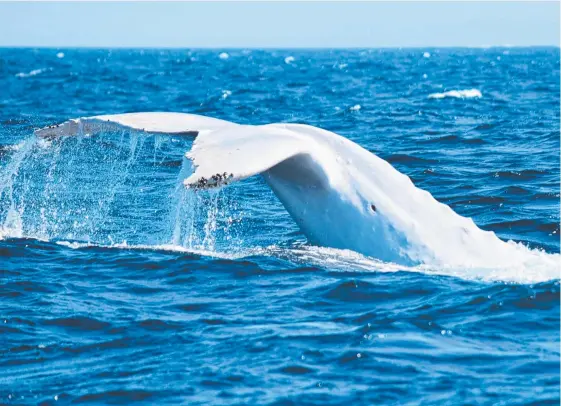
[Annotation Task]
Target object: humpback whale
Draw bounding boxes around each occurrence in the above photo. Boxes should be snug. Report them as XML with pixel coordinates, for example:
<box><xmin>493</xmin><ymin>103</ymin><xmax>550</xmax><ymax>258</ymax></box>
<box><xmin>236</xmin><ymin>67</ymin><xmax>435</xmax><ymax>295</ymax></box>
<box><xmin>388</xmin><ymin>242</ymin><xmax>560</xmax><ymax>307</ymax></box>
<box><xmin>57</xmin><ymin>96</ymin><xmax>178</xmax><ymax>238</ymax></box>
<box><xmin>35</xmin><ymin>112</ymin><xmax>534</xmax><ymax>268</ymax></box>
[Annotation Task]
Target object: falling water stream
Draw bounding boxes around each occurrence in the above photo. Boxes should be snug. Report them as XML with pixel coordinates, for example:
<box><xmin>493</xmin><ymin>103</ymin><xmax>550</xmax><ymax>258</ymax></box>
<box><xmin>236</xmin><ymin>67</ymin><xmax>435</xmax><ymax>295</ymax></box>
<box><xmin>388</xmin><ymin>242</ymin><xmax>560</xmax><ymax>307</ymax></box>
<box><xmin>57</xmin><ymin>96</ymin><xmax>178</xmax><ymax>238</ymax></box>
<box><xmin>0</xmin><ymin>130</ymin><xmax>244</xmax><ymax>252</ymax></box>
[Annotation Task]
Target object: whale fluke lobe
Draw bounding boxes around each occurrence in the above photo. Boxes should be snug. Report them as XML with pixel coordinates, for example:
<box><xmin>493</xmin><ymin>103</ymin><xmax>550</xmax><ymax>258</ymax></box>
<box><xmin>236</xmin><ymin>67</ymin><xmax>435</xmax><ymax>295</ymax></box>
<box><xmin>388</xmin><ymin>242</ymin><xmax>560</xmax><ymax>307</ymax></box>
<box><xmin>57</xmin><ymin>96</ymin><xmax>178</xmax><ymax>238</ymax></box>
<box><xmin>184</xmin><ymin>124</ymin><xmax>326</xmax><ymax>189</ymax></box>
<box><xmin>34</xmin><ymin>112</ymin><xmax>235</xmax><ymax>138</ymax></box>
<box><xmin>34</xmin><ymin>112</ymin><xmax>553</xmax><ymax>269</ymax></box>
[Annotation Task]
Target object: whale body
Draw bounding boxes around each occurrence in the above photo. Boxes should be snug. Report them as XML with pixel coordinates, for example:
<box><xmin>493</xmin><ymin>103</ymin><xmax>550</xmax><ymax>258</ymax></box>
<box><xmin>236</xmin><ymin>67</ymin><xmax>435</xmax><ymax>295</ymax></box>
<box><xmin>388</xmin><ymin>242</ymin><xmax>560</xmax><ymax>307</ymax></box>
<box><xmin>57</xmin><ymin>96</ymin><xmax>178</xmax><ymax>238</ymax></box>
<box><xmin>35</xmin><ymin>112</ymin><xmax>533</xmax><ymax>268</ymax></box>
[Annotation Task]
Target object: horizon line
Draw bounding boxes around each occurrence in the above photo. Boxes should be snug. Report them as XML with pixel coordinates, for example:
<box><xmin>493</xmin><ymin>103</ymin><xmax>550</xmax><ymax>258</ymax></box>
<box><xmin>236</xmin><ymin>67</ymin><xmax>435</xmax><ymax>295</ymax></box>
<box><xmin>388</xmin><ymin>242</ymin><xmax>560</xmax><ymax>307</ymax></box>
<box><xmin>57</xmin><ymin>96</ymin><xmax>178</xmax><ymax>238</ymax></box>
<box><xmin>1</xmin><ymin>45</ymin><xmax>559</xmax><ymax>50</ymax></box>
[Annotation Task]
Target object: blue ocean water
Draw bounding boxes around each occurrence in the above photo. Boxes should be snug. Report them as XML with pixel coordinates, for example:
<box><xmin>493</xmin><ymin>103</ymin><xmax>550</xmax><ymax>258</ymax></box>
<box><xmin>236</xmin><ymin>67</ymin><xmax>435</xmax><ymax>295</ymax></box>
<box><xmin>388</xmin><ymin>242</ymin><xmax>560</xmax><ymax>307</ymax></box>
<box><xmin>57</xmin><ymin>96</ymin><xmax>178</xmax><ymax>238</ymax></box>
<box><xmin>0</xmin><ymin>48</ymin><xmax>559</xmax><ymax>405</ymax></box>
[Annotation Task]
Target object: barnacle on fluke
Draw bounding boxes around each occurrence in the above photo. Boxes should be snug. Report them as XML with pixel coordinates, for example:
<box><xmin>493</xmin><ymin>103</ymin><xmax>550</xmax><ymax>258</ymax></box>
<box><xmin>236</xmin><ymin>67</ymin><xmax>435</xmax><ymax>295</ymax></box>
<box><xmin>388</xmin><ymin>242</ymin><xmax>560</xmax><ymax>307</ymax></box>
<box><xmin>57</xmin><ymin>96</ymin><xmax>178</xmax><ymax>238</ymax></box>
<box><xmin>189</xmin><ymin>172</ymin><xmax>234</xmax><ymax>189</ymax></box>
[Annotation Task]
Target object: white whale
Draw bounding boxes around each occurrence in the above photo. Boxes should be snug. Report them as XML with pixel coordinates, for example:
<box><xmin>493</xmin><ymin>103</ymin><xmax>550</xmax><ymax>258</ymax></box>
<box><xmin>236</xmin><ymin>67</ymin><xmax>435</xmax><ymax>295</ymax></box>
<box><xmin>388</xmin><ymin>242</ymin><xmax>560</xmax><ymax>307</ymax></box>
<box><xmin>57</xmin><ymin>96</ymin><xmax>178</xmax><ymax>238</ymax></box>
<box><xmin>34</xmin><ymin>112</ymin><xmax>546</xmax><ymax>268</ymax></box>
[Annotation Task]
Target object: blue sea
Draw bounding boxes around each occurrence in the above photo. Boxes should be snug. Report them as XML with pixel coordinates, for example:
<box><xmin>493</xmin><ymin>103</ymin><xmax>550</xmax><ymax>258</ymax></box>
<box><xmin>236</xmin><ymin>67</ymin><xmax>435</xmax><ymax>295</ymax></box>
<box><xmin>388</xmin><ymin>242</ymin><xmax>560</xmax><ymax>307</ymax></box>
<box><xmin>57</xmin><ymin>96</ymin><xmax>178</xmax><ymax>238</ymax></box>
<box><xmin>0</xmin><ymin>48</ymin><xmax>559</xmax><ymax>405</ymax></box>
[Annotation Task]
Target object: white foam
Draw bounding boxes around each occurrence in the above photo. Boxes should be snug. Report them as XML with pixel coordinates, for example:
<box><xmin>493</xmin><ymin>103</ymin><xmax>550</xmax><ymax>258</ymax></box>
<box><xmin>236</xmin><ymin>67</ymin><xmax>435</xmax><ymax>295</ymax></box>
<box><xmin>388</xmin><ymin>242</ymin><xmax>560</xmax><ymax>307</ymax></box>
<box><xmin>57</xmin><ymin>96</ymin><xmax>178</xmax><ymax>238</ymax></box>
<box><xmin>56</xmin><ymin>240</ymin><xmax>92</xmax><ymax>250</ymax></box>
<box><xmin>221</xmin><ymin>90</ymin><xmax>232</xmax><ymax>100</ymax></box>
<box><xmin>56</xmin><ymin>52</ymin><xmax>65</xmax><ymax>59</ymax></box>
<box><xmin>41</xmin><ymin>238</ymin><xmax>560</xmax><ymax>284</ymax></box>
<box><xmin>423</xmin><ymin>52</ymin><xmax>431</xmax><ymax>58</ymax></box>
<box><xmin>428</xmin><ymin>89</ymin><xmax>482</xmax><ymax>99</ymax></box>
<box><xmin>15</xmin><ymin>68</ymin><xmax>46</xmax><ymax>78</ymax></box>
<box><xmin>2</xmin><ymin>140</ymin><xmax>28</xmax><ymax>152</ymax></box>
<box><xmin>55</xmin><ymin>240</ymin><xmax>239</xmax><ymax>260</ymax></box>
<box><xmin>261</xmin><ymin>244</ymin><xmax>559</xmax><ymax>284</ymax></box>
<box><xmin>349</xmin><ymin>104</ymin><xmax>361</xmax><ymax>111</ymax></box>
<box><xmin>284</xmin><ymin>56</ymin><xmax>295</xmax><ymax>64</ymax></box>
<box><xmin>218</xmin><ymin>52</ymin><xmax>229</xmax><ymax>60</ymax></box>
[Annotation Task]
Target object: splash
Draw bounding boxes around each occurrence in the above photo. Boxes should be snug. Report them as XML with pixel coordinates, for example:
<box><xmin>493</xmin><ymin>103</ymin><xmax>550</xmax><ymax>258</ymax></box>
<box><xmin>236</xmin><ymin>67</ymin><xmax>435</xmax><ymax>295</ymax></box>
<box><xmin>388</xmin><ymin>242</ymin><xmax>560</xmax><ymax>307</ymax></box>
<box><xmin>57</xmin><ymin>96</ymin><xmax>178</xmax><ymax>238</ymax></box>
<box><xmin>0</xmin><ymin>138</ymin><xmax>36</xmax><ymax>239</ymax></box>
<box><xmin>0</xmin><ymin>131</ymin><xmax>242</xmax><ymax>251</ymax></box>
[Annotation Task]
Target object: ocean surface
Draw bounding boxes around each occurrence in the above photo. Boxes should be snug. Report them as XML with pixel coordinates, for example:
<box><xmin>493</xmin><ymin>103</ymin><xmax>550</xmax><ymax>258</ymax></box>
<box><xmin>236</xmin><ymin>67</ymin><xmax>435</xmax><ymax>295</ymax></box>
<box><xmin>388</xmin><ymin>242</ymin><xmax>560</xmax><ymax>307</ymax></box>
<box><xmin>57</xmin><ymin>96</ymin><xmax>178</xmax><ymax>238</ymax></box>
<box><xmin>0</xmin><ymin>48</ymin><xmax>559</xmax><ymax>405</ymax></box>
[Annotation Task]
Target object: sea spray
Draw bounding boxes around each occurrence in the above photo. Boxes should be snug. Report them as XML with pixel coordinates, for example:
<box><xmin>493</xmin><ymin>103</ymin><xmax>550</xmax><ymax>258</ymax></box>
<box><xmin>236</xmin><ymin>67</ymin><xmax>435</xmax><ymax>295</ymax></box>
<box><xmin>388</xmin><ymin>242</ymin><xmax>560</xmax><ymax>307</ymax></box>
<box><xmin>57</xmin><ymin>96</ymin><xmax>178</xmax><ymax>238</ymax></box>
<box><xmin>0</xmin><ymin>129</ymin><xmax>242</xmax><ymax>252</ymax></box>
<box><xmin>0</xmin><ymin>138</ymin><xmax>37</xmax><ymax>239</ymax></box>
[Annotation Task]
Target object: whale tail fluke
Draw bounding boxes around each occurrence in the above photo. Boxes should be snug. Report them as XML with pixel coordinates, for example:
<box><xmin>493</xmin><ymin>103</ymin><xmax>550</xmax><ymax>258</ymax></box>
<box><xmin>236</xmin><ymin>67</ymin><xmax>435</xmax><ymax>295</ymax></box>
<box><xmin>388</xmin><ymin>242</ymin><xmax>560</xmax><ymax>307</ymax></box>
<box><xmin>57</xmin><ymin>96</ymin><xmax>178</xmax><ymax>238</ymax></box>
<box><xmin>34</xmin><ymin>112</ymin><xmax>332</xmax><ymax>191</ymax></box>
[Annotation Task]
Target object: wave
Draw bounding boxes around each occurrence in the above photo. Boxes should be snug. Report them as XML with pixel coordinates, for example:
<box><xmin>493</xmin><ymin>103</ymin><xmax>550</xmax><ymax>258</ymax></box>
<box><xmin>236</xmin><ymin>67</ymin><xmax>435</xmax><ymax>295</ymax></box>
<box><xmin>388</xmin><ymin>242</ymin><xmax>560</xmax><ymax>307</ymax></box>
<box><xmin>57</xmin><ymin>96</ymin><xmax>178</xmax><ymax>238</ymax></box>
<box><xmin>428</xmin><ymin>89</ymin><xmax>482</xmax><ymax>99</ymax></box>
<box><xmin>493</xmin><ymin>170</ymin><xmax>547</xmax><ymax>181</ymax></box>
<box><xmin>419</xmin><ymin>135</ymin><xmax>486</xmax><ymax>145</ymax></box>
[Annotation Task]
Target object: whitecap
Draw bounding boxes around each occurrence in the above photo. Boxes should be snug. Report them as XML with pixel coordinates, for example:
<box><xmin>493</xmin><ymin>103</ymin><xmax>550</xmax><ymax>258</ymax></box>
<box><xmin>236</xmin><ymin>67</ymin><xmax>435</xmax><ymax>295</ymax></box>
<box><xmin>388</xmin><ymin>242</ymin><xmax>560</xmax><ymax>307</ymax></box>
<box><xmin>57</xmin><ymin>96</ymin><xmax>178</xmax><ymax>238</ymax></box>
<box><xmin>428</xmin><ymin>89</ymin><xmax>482</xmax><ymax>99</ymax></box>
<box><xmin>56</xmin><ymin>240</ymin><xmax>93</xmax><ymax>249</ymax></box>
<box><xmin>349</xmin><ymin>104</ymin><xmax>361</xmax><ymax>111</ymax></box>
<box><xmin>284</xmin><ymin>56</ymin><xmax>295</xmax><ymax>64</ymax></box>
<box><xmin>218</xmin><ymin>52</ymin><xmax>229</xmax><ymax>60</ymax></box>
<box><xmin>221</xmin><ymin>90</ymin><xmax>232</xmax><ymax>100</ymax></box>
<box><xmin>423</xmin><ymin>52</ymin><xmax>431</xmax><ymax>58</ymax></box>
<box><xmin>56</xmin><ymin>52</ymin><xmax>65</xmax><ymax>59</ymax></box>
<box><xmin>15</xmin><ymin>68</ymin><xmax>46</xmax><ymax>78</ymax></box>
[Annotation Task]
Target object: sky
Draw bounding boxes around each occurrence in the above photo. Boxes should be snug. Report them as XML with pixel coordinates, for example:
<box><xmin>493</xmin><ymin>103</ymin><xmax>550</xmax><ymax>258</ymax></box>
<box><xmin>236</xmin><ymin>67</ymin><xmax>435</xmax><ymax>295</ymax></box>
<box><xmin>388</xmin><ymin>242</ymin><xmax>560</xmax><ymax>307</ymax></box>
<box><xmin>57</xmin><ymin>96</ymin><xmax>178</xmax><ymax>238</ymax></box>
<box><xmin>0</xmin><ymin>1</ymin><xmax>559</xmax><ymax>48</ymax></box>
